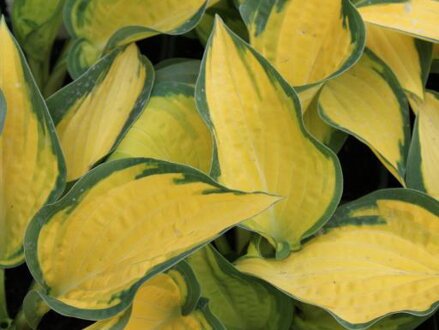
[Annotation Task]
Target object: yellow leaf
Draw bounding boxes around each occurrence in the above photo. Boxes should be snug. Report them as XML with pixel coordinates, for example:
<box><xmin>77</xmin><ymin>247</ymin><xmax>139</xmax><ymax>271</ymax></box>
<box><xmin>47</xmin><ymin>44</ymin><xmax>154</xmax><ymax>182</ymax></box>
<box><xmin>25</xmin><ymin>158</ymin><xmax>279</xmax><ymax>319</ymax></box>
<box><xmin>303</xmin><ymin>93</ymin><xmax>347</xmax><ymax>153</ymax></box>
<box><xmin>196</xmin><ymin>18</ymin><xmax>342</xmax><ymax>255</ymax></box>
<box><xmin>240</xmin><ymin>0</ymin><xmax>365</xmax><ymax>109</ymax></box>
<box><xmin>110</xmin><ymin>82</ymin><xmax>212</xmax><ymax>174</ymax></box>
<box><xmin>83</xmin><ymin>312</ymin><xmax>129</xmax><ymax>330</ymax></box>
<box><xmin>319</xmin><ymin>49</ymin><xmax>410</xmax><ymax>184</ymax></box>
<box><xmin>407</xmin><ymin>90</ymin><xmax>439</xmax><ymax>200</ymax></box>
<box><xmin>65</xmin><ymin>0</ymin><xmax>208</xmax><ymax>77</ymax></box>
<box><xmin>0</xmin><ymin>18</ymin><xmax>65</xmax><ymax>267</ymax></box>
<box><xmin>366</xmin><ymin>23</ymin><xmax>432</xmax><ymax>102</ymax></box>
<box><xmin>85</xmin><ymin>262</ymin><xmax>222</xmax><ymax>330</ymax></box>
<box><xmin>236</xmin><ymin>188</ymin><xmax>439</xmax><ymax>328</ymax></box>
<box><xmin>357</xmin><ymin>0</ymin><xmax>439</xmax><ymax>42</ymax></box>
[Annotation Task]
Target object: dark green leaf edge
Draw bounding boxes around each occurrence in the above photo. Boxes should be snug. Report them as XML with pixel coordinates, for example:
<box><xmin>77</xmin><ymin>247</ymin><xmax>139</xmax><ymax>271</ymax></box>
<box><xmin>239</xmin><ymin>188</ymin><xmax>439</xmax><ymax>330</ymax></box>
<box><xmin>0</xmin><ymin>90</ymin><xmax>5</xmax><ymax>135</ymax></box>
<box><xmin>189</xmin><ymin>245</ymin><xmax>293</xmax><ymax>329</ymax></box>
<box><xmin>355</xmin><ymin>0</ymin><xmax>439</xmax><ymax>43</ymax></box>
<box><xmin>155</xmin><ymin>59</ymin><xmax>201</xmax><ymax>86</ymax></box>
<box><xmin>406</xmin><ymin>90</ymin><xmax>439</xmax><ymax>195</ymax></box>
<box><xmin>239</xmin><ymin>0</ymin><xmax>366</xmax><ymax>89</ymax></box>
<box><xmin>318</xmin><ymin>48</ymin><xmax>411</xmax><ymax>183</ymax></box>
<box><xmin>195</xmin><ymin>16</ymin><xmax>343</xmax><ymax>255</ymax></box>
<box><xmin>0</xmin><ymin>18</ymin><xmax>66</xmax><ymax>268</ymax></box>
<box><xmin>47</xmin><ymin>44</ymin><xmax>155</xmax><ymax>181</ymax></box>
<box><xmin>24</xmin><ymin>157</ymin><xmax>279</xmax><ymax>320</ymax></box>
<box><xmin>64</xmin><ymin>0</ymin><xmax>208</xmax><ymax>77</ymax></box>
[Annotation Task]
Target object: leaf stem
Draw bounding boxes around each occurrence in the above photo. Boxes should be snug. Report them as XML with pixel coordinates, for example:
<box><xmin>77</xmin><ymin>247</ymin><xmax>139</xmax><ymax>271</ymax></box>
<box><xmin>0</xmin><ymin>269</ymin><xmax>11</xmax><ymax>329</ymax></box>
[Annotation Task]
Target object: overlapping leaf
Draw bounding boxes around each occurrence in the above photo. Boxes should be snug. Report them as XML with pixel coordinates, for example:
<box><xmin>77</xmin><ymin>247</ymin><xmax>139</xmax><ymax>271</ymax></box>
<box><xmin>236</xmin><ymin>189</ymin><xmax>439</xmax><ymax>329</ymax></box>
<box><xmin>86</xmin><ymin>262</ymin><xmax>223</xmax><ymax>329</ymax></box>
<box><xmin>365</xmin><ymin>23</ymin><xmax>432</xmax><ymax>104</ymax></box>
<box><xmin>0</xmin><ymin>19</ymin><xmax>65</xmax><ymax>268</ymax></box>
<box><xmin>196</xmin><ymin>18</ymin><xmax>342</xmax><ymax>255</ymax></box>
<box><xmin>110</xmin><ymin>82</ymin><xmax>212</xmax><ymax>173</ymax></box>
<box><xmin>292</xmin><ymin>301</ymin><xmax>429</xmax><ymax>330</ymax></box>
<box><xmin>155</xmin><ymin>59</ymin><xmax>201</xmax><ymax>86</ymax></box>
<box><xmin>64</xmin><ymin>0</ymin><xmax>208</xmax><ymax>77</ymax></box>
<box><xmin>25</xmin><ymin>158</ymin><xmax>279</xmax><ymax>319</ymax></box>
<box><xmin>357</xmin><ymin>0</ymin><xmax>439</xmax><ymax>42</ymax></box>
<box><xmin>187</xmin><ymin>245</ymin><xmax>292</xmax><ymax>329</ymax></box>
<box><xmin>48</xmin><ymin>44</ymin><xmax>154</xmax><ymax>182</ymax></box>
<box><xmin>196</xmin><ymin>0</ymin><xmax>248</xmax><ymax>45</ymax></box>
<box><xmin>11</xmin><ymin>0</ymin><xmax>65</xmax><ymax>87</ymax></box>
<box><xmin>407</xmin><ymin>90</ymin><xmax>439</xmax><ymax>200</ymax></box>
<box><xmin>303</xmin><ymin>93</ymin><xmax>347</xmax><ymax>153</ymax></box>
<box><xmin>0</xmin><ymin>91</ymin><xmax>5</xmax><ymax>135</ymax></box>
<box><xmin>319</xmin><ymin>49</ymin><xmax>410</xmax><ymax>184</ymax></box>
<box><xmin>240</xmin><ymin>0</ymin><xmax>365</xmax><ymax>110</ymax></box>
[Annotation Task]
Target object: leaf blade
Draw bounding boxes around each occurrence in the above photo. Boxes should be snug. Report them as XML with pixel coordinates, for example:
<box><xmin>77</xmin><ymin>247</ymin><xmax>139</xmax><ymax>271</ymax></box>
<box><xmin>0</xmin><ymin>19</ymin><xmax>65</xmax><ymax>267</ymax></box>
<box><xmin>196</xmin><ymin>18</ymin><xmax>342</xmax><ymax>253</ymax></box>
<box><xmin>236</xmin><ymin>188</ymin><xmax>439</xmax><ymax>328</ymax></box>
<box><xmin>47</xmin><ymin>44</ymin><xmax>154</xmax><ymax>182</ymax></box>
<box><xmin>25</xmin><ymin>158</ymin><xmax>280</xmax><ymax>319</ymax></box>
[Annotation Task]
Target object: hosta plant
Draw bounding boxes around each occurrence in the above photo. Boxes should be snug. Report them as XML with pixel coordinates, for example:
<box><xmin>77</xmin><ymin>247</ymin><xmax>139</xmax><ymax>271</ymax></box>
<box><xmin>0</xmin><ymin>0</ymin><xmax>438</xmax><ymax>329</ymax></box>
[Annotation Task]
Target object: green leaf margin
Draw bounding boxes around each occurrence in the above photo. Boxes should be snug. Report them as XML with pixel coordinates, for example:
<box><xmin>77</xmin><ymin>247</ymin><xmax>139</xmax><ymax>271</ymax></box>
<box><xmin>406</xmin><ymin>90</ymin><xmax>439</xmax><ymax>195</ymax></box>
<box><xmin>64</xmin><ymin>0</ymin><xmax>209</xmax><ymax>77</ymax></box>
<box><xmin>155</xmin><ymin>58</ymin><xmax>201</xmax><ymax>86</ymax></box>
<box><xmin>195</xmin><ymin>17</ymin><xmax>343</xmax><ymax>254</ymax></box>
<box><xmin>356</xmin><ymin>0</ymin><xmax>439</xmax><ymax>43</ymax></box>
<box><xmin>46</xmin><ymin>45</ymin><xmax>154</xmax><ymax>181</ymax></box>
<box><xmin>280</xmin><ymin>188</ymin><xmax>439</xmax><ymax>330</ymax></box>
<box><xmin>318</xmin><ymin>48</ymin><xmax>411</xmax><ymax>183</ymax></box>
<box><xmin>239</xmin><ymin>0</ymin><xmax>366</xmax><ymax>89</ymax></box>
<box><xmin>0</xmin><ymin>18</ymin><xmax>66</xmax><ymax>268</ymax></box>
<box><xmin>188</xmin><ymin>245</ymin><xmax>293</xmax><ymax>329</ymax></box>
<box><xmin>24</xmin><ymin>157</ymin><xmax>278</xmax><ymax>320</ymax></box>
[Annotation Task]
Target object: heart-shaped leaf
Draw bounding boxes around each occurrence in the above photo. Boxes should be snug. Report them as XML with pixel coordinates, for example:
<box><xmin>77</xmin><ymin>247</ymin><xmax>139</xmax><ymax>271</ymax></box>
<box><xmin>237</xmin><ymin>188</ymin><xmax>439</xmax><ymax>329</ymax></box>
<box><xmin>196</xmin><ymin>18</ymin><xmax>342</xmax><ymax>255</ymax></box>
